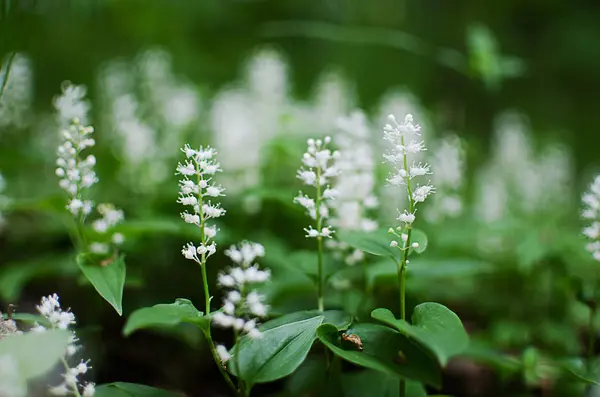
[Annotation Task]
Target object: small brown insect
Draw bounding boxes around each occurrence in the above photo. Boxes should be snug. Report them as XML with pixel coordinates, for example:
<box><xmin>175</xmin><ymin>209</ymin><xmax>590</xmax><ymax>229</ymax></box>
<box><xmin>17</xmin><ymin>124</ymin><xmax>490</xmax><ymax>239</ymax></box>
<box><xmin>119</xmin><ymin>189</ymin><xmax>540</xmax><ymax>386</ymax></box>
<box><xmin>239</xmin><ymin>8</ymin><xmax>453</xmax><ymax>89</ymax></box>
<box><xmin>341</xmin><ymin>333</ymin><xmax>363</xmax><ymax>351</ymax></box>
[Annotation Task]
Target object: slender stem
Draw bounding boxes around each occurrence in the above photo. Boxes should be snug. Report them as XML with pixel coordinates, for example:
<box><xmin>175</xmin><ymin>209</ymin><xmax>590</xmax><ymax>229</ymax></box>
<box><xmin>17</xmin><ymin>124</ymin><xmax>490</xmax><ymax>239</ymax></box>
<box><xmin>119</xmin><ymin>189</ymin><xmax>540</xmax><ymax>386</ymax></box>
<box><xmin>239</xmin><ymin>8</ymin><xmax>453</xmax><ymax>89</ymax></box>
<box><xmin>589</xmin><ymin>305</ymin><xmax>596</xmax><ymax>372</ymax></box>
<box><xmin>315</xmin><ymin>163</ymin><xmax>324</xmax><ymax>312</ymax></box>
<box><xmin>193</xmin><ymin>164</ymin><xmax>237</xmax><ymax>394</ymax></box>
<box><xmin>201</xmin><ymin>264</ymin><xmax>211</xmax><ymax>315</ymax></box>
<box><xmin>60</xmin><ymin>357</ymin><xmax>82</xmax><ymax>397</ymax></box>
<box><xmin>397</xmin><ymin>134</ymin><xmax>415</xmax><ymax>397</ymax></box>
<box><xmin>0</xmin><ymin>52</ymin><xmax>15</xmax><ymax>101</ymax></box>
<box><xmin>204</xmin><ymin>328</ymin><xmax>237</xmax><ymax>394</ymax></box>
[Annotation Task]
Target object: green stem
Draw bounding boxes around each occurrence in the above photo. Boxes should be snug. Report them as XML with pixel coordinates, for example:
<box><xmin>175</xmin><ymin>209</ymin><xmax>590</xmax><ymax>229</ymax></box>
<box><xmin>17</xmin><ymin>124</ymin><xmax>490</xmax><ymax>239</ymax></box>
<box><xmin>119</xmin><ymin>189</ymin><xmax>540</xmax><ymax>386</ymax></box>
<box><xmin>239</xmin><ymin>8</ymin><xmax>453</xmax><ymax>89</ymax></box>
<box><xmin>315</xmin><ymin>162</ymin><xmax>324</xmax><ymax>312</ymax></box>
<box><xmin>60</xmin><ymin>357</ymin><xmax>82</xmax><ymax>397</ymax></box>
<box><xmin>204</xmin><ymin>329</ymin><xmax>237</xmax><ymax>394</ymax></box>
<box><xmin>317</xmin><ymin>236</ymin><xmax>324</xmax><ymax>312</ymax></box>
<box><xmin>589</xmin><ymin>305</ymin><xmax>596</xmax><ymax>371</ymax></box>
<box><xmin>193</xmin><ymin>165</ymin><xmax>236</xmax><ymax>395</ymax></box>
<box><xmin>397</xmin><ymin>135</ymin><xmax>415</xmax><ymax>397</ymax></box>
<box><xmin>0</xmin><ymin>52</ymin><xmax>15</xmax><ymax>101</ymax></box>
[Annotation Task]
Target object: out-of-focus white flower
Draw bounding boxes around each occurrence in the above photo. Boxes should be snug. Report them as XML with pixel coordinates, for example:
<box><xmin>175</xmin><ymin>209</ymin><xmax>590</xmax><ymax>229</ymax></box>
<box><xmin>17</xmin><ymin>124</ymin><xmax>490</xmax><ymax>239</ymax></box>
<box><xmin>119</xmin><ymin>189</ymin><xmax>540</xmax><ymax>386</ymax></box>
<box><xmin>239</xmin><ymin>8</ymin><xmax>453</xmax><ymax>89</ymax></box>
<box><xmin>98</xmin><ymin>48</ymin><xmax>202</xmax><ymax>193</ymax></box>
<box><xmin>0</xmin><ymin>53</ymin><xmax>33</xmax><ymax>130</ymax></box>
<box><xmin>583</xmin><ymin>176</ymin><xmax>600</xmax><ymax>261</ymax></box>
<box><xmin>474</xmin><ymin>111</ymin><xmax>574</xmax><ymax>226</ymax></box>
<box><xmin>426</xmin><ymin>134</ymin><xmax>465</xmax><ymax>223</ymax></box>
<box><xmin>384</xmin><ymin>114</ymin><xmax>434</xmax><ymax>249</ymax></box>
<box><xmin>88</xmin><ymin>203</ymin><xmax>125</xmax><ymax>254</ymax></box>
<box><xmin>54</xmin><ymin>81</ymin><xmax>91</xmax><ymax>128</ymax></box>
<box><xmin>33</xmin><ymin>294</ymin><xmax>95</xmax><ymax>396</ymax></box>
<box><xmin>294</xmin><ymin>137</ymin><xmax>339</xmax><ymax>239</ymax></box>
<box><xmin>177</xmin><ymin>145</ymin><xmax>225</xmax><ymax>265</ymax></box>
<box><xmin>328</xmin><ymin>110</ymin><xmax>379</xmax><ymax>265</ymax></box>
<box><xmin>55</xmin><ymin>87</ymin><xmax>98</xmax><ymax>218</ymax></box>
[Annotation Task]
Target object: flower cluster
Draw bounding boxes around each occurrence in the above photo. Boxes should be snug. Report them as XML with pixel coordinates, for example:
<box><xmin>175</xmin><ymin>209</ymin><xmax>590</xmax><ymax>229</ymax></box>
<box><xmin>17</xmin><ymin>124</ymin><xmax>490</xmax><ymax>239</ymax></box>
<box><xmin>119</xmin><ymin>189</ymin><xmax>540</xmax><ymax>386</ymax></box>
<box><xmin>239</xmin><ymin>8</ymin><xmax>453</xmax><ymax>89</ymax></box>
<box><xmin>89</xmin><ymin>203</ymin><xmax>125</xmax><ymax>255</ymax></box>
<box><xmin>177</xmin><ymin>144</ymin><xmax>226</xmax><ymax>264</ymax></box>
<box><xmin>213</xmin><ymin>242</ymin><xmax>270</xmax><ymax>363</ymax></box>
<box><xmin>53</xmin><ymin>82</ymin><xmax>91</xmax><ymax>128</ymax></box>
<box><xmin>56</xmin><ymin>117</ymin><xmax>98</xmax><ymax>217</ymax></box>
<box><xmin>0</xmin><ymin>306</ymin><xmax>20</xmax><ymax>340</ymax></box>
<box><xmin>383</xmin><ymin>114</ymin><xmax>434</xmax><ymax>248</ymax></box>
<box><xmin>294</xmin><ymin>137</ymin><xmax>339</xmax><ymax>238</ymax></box>
<box><xmin>582</xmin><ymin>175</ymin><xmax>600</xmax><ymax>261</ymax></box>
<box><xmin>31</xmin><ymin>294</ymin><xmax>95</xmax><ymax>397</ymax></box>
<box><xmin>327</xmin><ymin>111</ymin><xmax>379</xmax><ymax>266</ymax></box>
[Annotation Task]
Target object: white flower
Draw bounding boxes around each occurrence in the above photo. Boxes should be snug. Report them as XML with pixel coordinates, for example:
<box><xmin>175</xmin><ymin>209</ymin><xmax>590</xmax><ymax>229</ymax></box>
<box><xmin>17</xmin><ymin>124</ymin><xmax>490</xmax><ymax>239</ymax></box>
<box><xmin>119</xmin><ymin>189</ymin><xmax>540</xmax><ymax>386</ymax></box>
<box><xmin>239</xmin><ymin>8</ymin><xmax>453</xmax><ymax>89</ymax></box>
<box><xmin>55</xmin><ymin>95</ymin><xmax>98</xmax><ymax>218</ymax></box>
<box><xmin>295</xmin><ymin>137</ymin><xmax>339</xmax><ymax>241</ymax></box>
<box><xmin>214</xmin><ymin>241</ymin><xmax>270</xmax><ymax>350</ymax></box>
<box><xmin>34</xmin><ymin>294</ymin><xmax>94</xmax><ymax>396</ymax></box>
<box><xmin>384</xmin><ymin>113</ymin><xmax>433</xmax><ymax>250</ymax></box>
<box><xmin>216</xmin><ymin>344</ymin><xmax>231</xmax><ymax>363</ymax></box>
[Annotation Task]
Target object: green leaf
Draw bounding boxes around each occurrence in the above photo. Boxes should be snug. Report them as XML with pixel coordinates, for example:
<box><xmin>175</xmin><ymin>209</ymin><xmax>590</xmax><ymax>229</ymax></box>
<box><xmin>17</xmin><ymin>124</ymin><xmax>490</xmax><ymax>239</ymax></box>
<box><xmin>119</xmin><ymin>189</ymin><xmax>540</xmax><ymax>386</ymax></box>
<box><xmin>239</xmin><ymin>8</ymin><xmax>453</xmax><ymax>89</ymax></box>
<box><xmin>262</xmin><ymin>310</ymin><xmax>352</xmax><ymax>331</ymax></box>
<box><xmin>371</xmin><ymin>303</ymin><xmax>468</xmax><ymax>366</ymax></box>
<box><xmin>95</xmin><ymin>382</ymin><xmax>180</xmax><ymax>397</ymax></box>
<box><xmin>337</xmin><ymin>229</ymin><xmax>399</xmax><ymax>259</ymax></box>
<box><xmin>123</xmin><ymin>298</ymin><xmax>205</xmax><ymax>336</ymax></box>
<box><xmin>409</xmin><ymin>229</ymin><xmax>428</xmax><ymax>254</ymax></box>
<box><xmin>341</xmin><ymin>370</ymin><xmax>426</xmax><ymax>397</ymax></box>
<box><xmin>231</xmin><ymin>314</ymin><xmax>324</xmax><ymax>385</ymax></box>
<box><xmin>0</xmin><ymin>329</ymin><xmax>70</xmax><ymax>381</ymax></box>
<box><xmin>317</xmin><ymin>323</ymin><xmax>442</xmax><ymax>388</ymax></box>
<box><xmin>77</xmin><ymin>254</ymin><xmax>126</xmax><ymax>316</ymax></box>
<box><xmin>557</xmin><ymin>357</ymin><xmax>600</xmax><ymax>386</ymax></box>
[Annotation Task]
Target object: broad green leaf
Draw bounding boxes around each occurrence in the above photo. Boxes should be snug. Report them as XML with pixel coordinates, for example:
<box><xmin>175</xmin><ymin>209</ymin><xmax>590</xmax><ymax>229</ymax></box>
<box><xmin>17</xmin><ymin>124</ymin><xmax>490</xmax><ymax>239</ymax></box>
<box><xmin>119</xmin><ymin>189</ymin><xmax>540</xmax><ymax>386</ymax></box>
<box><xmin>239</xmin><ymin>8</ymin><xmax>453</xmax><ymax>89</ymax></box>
<box><xmin>341</xmin><ymin>370</ymin><xmax>426</xmax><ymax>397</ymax></box>
<box><xmin>77</xmin><ymin>254</ymin><xmax>126</xmax><ymax>315</ymax></box>
<box><xmin>317</xmin><ymin>323</ymin><xmax>442</xmax><ymax>387</ymax></box>
<box><xmin>262</xmin><ymin>310</ymin><xmax>352</xmax><ymax>331</ymax></box>
<box><xmin>123</xmin><ymin>299</ymin><xmax>205</xmax><ymax>336</ymax></box>
<box><xmin>95</xmin><ymin>382</ymin><xmax>180</xmax><ymax>397</ymax></box>
<box><xmin>231</xmin><ymin>315</ymin><xmax>324</xmax><ymax>385</ymax></box>
<box><xmin>371</xmin><ymin>304</ymin><xmax>469</xmax><ymax>366</ymax></box>
<box><xmin>409</xmin><ymin>229</ymin><xmax>428</xmax><ymax>254</ymax></box>
<box><xmin>337</xmin><ymin>229</ymin><xmax>399</xmax><ymax>259</ymax></box>
<box><xmin>0</xmin><ymin>329</ymin><xmax>70</xmax><ymax>381</ymax></box>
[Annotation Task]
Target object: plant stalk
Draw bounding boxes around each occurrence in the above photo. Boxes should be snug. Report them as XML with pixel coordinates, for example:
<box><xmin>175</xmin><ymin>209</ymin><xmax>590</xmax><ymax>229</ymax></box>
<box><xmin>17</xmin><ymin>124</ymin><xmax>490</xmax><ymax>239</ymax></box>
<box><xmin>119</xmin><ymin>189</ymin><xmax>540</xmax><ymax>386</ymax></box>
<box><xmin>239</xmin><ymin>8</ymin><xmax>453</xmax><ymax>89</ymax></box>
<box><xmin>589</xmin><ymin>304</ymin><xmax>596</xmax><ymax>372</ymax></box>
<box><xmin>315</xmin><ymin>163</ymin><xmax>324</xmax><ymax>312</ymax></box>
<box><xmin>195</xmin><ymin>166</ymin><xmax>237</xmax><ymax>395</ymax></box>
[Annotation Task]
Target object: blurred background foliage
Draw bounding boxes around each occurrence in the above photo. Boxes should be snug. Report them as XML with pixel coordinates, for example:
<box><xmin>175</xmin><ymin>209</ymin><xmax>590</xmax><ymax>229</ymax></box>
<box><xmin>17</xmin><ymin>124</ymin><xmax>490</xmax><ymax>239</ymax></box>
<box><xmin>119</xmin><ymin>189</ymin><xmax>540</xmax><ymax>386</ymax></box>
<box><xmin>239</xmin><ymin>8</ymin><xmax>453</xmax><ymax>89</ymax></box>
<box><xmin>2</xmin><ymin>0</ymin><xmax>600</xmax><ymax>396</ymax></box>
